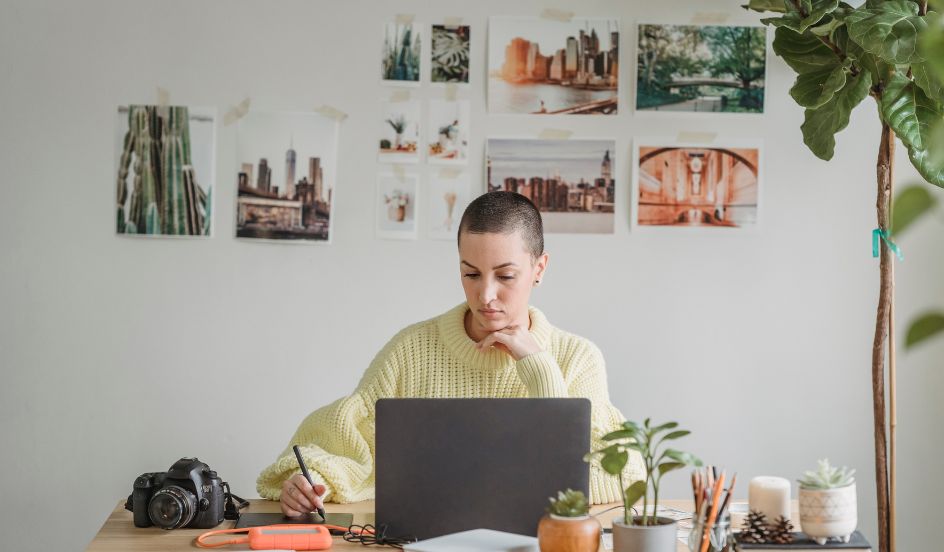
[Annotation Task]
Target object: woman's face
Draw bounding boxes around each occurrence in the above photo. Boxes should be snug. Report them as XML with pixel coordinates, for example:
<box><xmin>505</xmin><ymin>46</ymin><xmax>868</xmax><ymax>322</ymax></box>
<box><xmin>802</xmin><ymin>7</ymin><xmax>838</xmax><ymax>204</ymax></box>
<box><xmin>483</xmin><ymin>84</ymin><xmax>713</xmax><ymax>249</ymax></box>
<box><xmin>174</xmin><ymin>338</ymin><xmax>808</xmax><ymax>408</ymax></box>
<box><xmin>458</xmin><ymin>230</ymin><xmax>547</xmax><ymax>335</ymax></box>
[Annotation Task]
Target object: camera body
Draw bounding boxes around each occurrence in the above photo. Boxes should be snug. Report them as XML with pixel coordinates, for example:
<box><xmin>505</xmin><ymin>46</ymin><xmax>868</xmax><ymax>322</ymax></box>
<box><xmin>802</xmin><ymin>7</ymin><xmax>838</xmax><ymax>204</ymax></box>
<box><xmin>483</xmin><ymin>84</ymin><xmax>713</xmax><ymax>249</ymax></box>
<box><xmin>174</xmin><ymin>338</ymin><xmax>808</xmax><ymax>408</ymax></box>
<box><xmin>128</xmin><ymin>458</ymin><xmax>225</xmax><ymax>529</ymax></box>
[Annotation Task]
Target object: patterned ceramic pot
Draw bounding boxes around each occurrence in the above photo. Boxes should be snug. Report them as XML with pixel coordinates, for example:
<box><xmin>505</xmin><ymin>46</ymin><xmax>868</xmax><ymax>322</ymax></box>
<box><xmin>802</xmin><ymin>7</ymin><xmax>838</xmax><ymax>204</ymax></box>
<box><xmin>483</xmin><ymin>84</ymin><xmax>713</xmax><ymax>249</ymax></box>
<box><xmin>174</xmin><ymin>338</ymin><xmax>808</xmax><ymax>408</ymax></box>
<box><xmin>798</xmin><ymin>483</ymin><xmax>857</xmax><ymax>545</ymax></box>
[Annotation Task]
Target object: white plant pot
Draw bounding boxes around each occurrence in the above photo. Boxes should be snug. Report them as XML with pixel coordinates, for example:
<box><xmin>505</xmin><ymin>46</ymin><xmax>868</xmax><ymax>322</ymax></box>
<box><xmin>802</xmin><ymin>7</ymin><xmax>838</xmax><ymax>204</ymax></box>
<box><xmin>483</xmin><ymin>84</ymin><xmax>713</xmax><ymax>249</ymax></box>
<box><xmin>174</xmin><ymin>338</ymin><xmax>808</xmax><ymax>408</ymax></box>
<box><xmin>612</xmin><ymin>516</ymin><xmax>677</xmax><ymax>552</ymax></box>
<box><xmin>798</xmin><ymin>483</ymin><xmax>857</xmax><ymax>545</ymax></box>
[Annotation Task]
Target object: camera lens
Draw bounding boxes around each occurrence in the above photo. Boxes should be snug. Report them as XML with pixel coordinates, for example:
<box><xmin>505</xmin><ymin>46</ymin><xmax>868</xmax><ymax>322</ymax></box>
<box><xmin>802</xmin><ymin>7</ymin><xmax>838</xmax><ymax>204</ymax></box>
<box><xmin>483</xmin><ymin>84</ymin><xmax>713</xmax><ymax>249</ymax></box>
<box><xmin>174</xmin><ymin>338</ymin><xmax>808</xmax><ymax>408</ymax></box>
<box><xmin>148</xmin><ymin>486</ymin><xmax>196</xmax><ymax>529</ymax></box>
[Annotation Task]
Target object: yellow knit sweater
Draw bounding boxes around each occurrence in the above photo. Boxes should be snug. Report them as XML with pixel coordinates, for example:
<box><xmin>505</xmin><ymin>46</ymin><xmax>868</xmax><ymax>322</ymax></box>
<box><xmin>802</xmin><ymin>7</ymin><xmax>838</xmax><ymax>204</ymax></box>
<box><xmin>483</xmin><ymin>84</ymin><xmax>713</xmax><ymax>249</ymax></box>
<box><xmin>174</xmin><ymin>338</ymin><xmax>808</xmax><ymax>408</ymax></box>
<box><xmin>257</xmin><ymin>303</ymin><xmax>645</xmax><ymax>505</ymax></box>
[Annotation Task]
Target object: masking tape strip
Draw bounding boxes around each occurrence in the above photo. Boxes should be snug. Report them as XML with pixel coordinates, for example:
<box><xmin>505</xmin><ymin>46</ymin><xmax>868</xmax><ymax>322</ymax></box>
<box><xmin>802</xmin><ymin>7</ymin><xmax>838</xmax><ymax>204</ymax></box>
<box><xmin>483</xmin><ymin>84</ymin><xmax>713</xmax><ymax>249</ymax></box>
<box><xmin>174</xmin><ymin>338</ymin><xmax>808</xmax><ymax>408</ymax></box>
<box><xmin>439</xmin><ymin>167</ymin><xmax>462</xmax><ymax>179</ymax></box>
<box><xmin>541</xmin><ymin>8</ymin><xmax>574</xmax><ymax>22</ymax></box>
<box><xmin>223</xmin><ymin>98</ymin><xmax>251</xmax><ymax>126</ymax></box>
<box><xmin>390</xmin><ymin>89</ymin><xmax>411</xmax><ymax>102</ymax></box>
<box><xmin>393</xmin><ymin>164</ymin><xmax>407</xmax><ymax>182</ymax></box>
<box><xmin>443</xmin><ymin>17</ymin><xmax>463</xmax><ymax>29</ymax></box>
<box><xmin>314</xmin><ymin>105</ymin><xmax>349</xmax><ymax>122</ymax></box>
<box><xmin>157</xmin><ymin>87</ymin><xmax>170</xmax><ymax>107</ymax></box>
<box><xmin>539</xmin><ymin>128</ymin><xmax>573</xmax><ymax>140</ymax></box>
<box><xmin>396</xmin><ymin>14</ymin><xmax>415</xmax><ymax>25</ymax></box>
<box><xmin>445</xmin><ymin>84</ymin><xmax>458</xmax><ymax>101</ymax></box>
<box><xmin>676</xmin><ymin>131</ymin><xmax>717</xmax><ymax>144</ymax></box>
<box><xmin>691</xmin><ymin>12</ymin><xmax>730</xmax><ymax>25</ymax></box>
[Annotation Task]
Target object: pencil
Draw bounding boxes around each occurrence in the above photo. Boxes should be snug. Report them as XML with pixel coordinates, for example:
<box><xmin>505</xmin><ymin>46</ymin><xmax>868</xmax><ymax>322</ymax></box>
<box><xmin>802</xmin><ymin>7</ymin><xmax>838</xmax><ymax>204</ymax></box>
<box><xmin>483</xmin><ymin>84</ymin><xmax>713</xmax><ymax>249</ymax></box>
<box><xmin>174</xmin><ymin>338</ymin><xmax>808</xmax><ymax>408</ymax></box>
<box><xmin>718</xmin><ymin>473</ymin><xmax>737</xmax><ymax>520</ymax></box>
<box><xmin>292</xmin><ymin>445</ymin><xmax>327</xmax><ymax>521</ymax></box>
<box><xmin>699</xmin><ymin>470</ymin><xmax>726</xmax><ymax>552</ymax></box>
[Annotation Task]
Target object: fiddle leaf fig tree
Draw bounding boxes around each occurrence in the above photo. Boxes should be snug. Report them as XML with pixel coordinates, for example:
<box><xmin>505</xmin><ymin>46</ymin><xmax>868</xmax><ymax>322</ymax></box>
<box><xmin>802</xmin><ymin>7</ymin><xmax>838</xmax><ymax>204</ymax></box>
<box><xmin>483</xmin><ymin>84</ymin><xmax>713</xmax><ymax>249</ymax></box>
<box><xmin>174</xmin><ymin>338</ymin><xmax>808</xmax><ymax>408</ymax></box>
<box><xmin>745</xmin><ymin>2</ymin><xmax>944</xmax><ymax>552</ymax></box>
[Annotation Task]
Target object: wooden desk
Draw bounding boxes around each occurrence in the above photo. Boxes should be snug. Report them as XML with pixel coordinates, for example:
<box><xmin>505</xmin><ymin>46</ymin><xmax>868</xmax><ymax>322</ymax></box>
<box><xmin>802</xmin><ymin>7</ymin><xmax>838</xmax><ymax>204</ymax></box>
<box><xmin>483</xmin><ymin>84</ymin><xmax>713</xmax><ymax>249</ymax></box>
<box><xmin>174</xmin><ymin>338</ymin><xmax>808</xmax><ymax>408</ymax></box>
<box><xmin>86</xmin><ymin>498</ymin><xmax>779</xmax><ymax>551</ymax></box>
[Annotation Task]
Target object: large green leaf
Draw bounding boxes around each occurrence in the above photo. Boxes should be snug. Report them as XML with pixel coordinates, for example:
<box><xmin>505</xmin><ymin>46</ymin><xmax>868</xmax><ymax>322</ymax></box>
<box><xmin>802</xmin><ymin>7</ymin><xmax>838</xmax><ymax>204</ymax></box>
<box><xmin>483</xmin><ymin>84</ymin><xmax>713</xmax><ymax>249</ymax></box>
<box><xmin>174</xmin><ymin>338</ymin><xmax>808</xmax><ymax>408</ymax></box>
<box><xmin>764</xmin><ymin>0</ymin><xmax>840</xmax><ymax>33</ymax></box>
<box><xmin>772</xmin><ymin>26</ymin><xmax>840</xmax><ymax>73</ymax></box>
<box><xmin>906</xmin><ymin>312</ymin><xmax>944</xmax><ymax>348</ymax></box>
<box><xmin>845</xmin><ymin>0</ymin><xmax>929</xmax><ymax>64</ymax></box>
<box><xmin>880</xmin><ymin>74</ymin><xmax>941</xmax><ymax>150</ymax></box>
<box><xmin>907</xmin><ymin>124</ymin><xmax>944</xmax><ymax>187</ymax></box>
<box><xmin>891</xmin><ymin>185</ymin><xmax>938</xmax><ymax>236</ymax></box>
<box><xmin>920</xmin><ymin>14</ymin><xmax>944</xmax><ymax>82</ymax></box>
<box><xmin>833</xmin><ymin>24</ymin><xmax>896</xmax><ymax>87</ymax></box>
<box><xmin>913</xmin><ymin>61</ymin><xmax>944</xmax><ymax>104</ymax></box>
<box><xmin>744</xmin><ymin>0</ymin><xmax>788</xmax><ymax>12</ymax></box>
<box><xmin>601</xmin><ymin>449</ymin><xmax>629</xmax><ymax>475</ymax></box>
<box><xmin>623</xmin><ymin>480</ymin><xmax>648</xmax><ymax>511</ymax></box>
<box><xmin>800</xmin><ymin>69</ymin><xmax>871</xmax><ymax>159</ymax></box>
<box><xmin>790</xmin><ymin>59</ymin><xmax>850</xmax><ymax>108</ymax></box>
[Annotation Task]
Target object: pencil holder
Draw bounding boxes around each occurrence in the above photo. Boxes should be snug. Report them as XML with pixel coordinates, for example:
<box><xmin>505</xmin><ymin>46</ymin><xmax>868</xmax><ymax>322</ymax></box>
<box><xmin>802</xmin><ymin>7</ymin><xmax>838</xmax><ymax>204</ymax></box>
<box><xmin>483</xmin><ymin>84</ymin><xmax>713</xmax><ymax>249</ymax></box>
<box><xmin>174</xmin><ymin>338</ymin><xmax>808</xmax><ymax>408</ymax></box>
<box><xmin>686</xmin><ymin>514</ymin><xmax>732</xmax><ymax>552</ymax></box>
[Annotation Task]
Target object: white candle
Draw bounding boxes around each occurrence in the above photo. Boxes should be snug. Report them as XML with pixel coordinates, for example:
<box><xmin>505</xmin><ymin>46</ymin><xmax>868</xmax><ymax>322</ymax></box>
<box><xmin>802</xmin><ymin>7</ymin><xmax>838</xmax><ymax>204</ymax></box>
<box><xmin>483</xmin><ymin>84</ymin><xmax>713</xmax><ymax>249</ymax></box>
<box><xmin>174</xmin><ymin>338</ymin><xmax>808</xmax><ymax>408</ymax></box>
<box><xmin>749</xmin><ymin>476</ymin><xmax>791</xmax><ymax>523</ymax></box>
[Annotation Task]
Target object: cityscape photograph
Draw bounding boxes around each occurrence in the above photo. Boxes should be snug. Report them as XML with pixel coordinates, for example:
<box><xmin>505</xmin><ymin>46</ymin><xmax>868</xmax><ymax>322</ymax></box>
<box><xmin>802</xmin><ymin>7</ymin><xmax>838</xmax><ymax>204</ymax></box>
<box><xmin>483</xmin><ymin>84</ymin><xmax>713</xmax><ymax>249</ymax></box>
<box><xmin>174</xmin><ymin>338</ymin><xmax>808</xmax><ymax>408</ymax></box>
<box><xmin>488</xmin><ymin>16</ymin><xmax>619</xmax><ymax>115</ymax></box>
<box><xmin>235</xmin><ymin>112</ymin><xmax>337</xmax><ymax>242</ymax></box>
<box><xmin>487</xmin><ymin>138</ymin><xmax>616</xmax><ymax>233</ymax></box>
<box><xmin>636</xmin><ymin>144</ymin><xmax>760</xmax><ymax>228</ymax></box>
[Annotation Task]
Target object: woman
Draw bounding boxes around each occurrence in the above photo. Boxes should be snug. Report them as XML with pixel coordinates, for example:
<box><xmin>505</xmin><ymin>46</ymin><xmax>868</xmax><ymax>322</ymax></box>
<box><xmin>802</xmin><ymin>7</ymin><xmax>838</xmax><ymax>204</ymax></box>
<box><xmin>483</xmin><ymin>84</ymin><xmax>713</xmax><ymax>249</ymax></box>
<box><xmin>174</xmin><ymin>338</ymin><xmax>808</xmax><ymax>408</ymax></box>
<box><xmin>257</xmin><ymin>191</ymin><xmax>644</xmax><ymax>516</ymax></box>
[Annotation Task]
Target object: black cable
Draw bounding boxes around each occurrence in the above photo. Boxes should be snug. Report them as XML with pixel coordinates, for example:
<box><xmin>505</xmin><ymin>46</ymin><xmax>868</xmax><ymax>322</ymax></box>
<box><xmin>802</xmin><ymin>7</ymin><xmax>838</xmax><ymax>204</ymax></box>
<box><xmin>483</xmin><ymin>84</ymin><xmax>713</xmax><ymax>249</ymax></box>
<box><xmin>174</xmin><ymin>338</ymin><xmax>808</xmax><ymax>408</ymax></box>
<box><xmin>343</xmin><ymin>523</ymin><xmax>417</xmax><ymax>549</ymax></box>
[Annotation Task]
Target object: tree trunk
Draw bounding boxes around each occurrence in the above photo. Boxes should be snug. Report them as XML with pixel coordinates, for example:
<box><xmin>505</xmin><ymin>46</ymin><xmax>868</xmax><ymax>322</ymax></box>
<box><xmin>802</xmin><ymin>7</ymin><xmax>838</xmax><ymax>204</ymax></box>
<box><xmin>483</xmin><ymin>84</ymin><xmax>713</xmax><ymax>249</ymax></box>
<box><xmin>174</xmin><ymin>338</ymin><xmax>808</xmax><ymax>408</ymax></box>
<box><xmin>872</xmin><ymin>123</ymin><xmax>894</xmax><ymax>552</ymax></box>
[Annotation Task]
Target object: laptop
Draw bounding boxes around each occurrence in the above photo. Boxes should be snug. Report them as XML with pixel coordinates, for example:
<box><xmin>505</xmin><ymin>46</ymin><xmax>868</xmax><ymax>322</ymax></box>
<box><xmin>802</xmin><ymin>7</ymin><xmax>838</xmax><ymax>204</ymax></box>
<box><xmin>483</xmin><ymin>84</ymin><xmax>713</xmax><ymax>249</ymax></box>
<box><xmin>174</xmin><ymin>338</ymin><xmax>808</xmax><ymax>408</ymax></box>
<box><xmin>375</xmin><ymin>398</ymin><xmax>592</xmax><ymax>540</ymax></box>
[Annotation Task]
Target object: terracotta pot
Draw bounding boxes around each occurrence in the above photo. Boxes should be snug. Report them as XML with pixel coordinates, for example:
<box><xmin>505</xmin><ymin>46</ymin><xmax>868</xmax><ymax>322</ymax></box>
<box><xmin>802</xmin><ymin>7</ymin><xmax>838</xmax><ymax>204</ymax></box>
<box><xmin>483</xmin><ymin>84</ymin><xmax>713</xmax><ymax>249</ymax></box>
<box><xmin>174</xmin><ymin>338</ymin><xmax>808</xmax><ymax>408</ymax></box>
<box><xmin>799</xmin><ymin>483</ymin><xmax>857</xmax><ymax>545</ymax></box>
<box><xmin>612</xmin><ymin>516</ymin><xmax>677</xmax><ymax>552</ymax></box>
<box><xmin>395</xmin><ymin>205</ymin><xmax>406</xmax><ymax>222</ymax></box>
<box><xmin>537</xmin><ymin>514</ymin><xmax>601</xmax><ymax>552</ymax></box>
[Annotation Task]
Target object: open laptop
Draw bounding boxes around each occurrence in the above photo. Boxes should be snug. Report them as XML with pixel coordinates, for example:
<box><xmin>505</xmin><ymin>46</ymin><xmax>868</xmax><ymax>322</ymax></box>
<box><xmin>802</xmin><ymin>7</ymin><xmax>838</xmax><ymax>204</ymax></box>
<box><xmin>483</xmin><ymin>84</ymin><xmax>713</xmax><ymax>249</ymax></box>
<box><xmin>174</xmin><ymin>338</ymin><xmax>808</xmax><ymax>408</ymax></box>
<box><xmin>375</xmin><ymin>398</ymin><xmax>592</xmax><ymax>540</ymax></box>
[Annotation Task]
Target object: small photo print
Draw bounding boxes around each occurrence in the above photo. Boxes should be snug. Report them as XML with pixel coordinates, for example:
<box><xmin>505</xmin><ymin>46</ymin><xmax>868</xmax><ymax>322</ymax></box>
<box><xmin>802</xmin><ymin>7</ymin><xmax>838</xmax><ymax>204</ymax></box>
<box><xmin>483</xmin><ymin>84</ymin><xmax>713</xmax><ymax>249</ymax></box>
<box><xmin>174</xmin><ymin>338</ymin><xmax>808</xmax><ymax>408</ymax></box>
<box><xmin>488</xmin><ymin>16</ymin><xmax>619</xmax><ymax>115</ymax></box>
<box><xmin>636</xmin><ymin>23</ymin><xmax>767</xmax><ymax>113</ymax></box>
<box><xmin>427</xmin><ymin>100</ymin><xmax>470</xmax><ymax>165</ymax></box>
<box><xmin>235</xmin><ymin>111</ymin><xmax>339</xmax><ymax>243</ymax></box>
<box><xmin>377</xmin><ymin>172</ymin><xmax>418</xmax><ymax>239</ymax></box>
<box><xmin>431</xmin><ymin>24</ymin><xmax>471</xmax><ymax>84</ymax></box>
<box><xmin>379</xmin><ymin>100</ymin><xmax>422</xmax><ymax>164</ymax></box>
<box><xmin>634</xmin><ymin>142</ymin><xmax>760</xmax><ymax>228</ymax></box>
<box><xmin>382</xmin><ymin>22</ymin><xmax>422</xmax><ymax>85</ymax></box>
<box><xmin>115</xmin><ymin>105</ymin><xmax>216</xmax><ymax>237</ymax></box>
<box><xmin>486</xmin><ymin>138</ymin><xmax>616</xmax><ymax>234</ymax></box>
<box><xmin>428</xmin><ymin>172</ymin><xmax>473</xmax><ymax>240</ymax></box>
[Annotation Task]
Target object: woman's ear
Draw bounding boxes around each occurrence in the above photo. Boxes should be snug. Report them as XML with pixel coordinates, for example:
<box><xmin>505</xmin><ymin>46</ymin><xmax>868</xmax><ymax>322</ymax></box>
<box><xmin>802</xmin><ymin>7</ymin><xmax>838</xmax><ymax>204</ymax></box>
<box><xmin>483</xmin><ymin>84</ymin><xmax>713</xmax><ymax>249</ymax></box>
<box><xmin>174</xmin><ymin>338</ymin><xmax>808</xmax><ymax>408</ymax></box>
<box><xmin>533</xmin><ymin>252</ymin><xmax>549</xmax><ymax>285</ymax></box>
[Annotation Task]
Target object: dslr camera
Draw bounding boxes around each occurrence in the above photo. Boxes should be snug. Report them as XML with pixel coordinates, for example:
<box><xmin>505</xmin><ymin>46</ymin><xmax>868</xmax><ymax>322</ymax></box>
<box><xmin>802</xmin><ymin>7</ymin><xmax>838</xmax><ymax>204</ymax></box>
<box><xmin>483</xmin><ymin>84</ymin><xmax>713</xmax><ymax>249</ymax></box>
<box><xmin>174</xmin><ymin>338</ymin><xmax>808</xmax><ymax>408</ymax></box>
<box><xmin>126</xmin><ymin>457</ymin><xmax>226</xmax><ymax>529</ymax></box>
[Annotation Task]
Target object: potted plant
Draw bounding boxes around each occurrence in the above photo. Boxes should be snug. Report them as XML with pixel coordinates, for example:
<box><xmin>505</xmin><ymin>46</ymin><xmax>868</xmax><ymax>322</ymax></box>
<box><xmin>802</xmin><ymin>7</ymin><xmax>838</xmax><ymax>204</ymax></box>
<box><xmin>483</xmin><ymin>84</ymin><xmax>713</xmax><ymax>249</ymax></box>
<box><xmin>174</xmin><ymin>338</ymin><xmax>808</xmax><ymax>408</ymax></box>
<box><xmin>537</xmin><ymin>489</ymin><xmax>600</xmax><ymax>552</ymax></box>
<box><xmin>585</xmin><ymin>419</ymin><xmax>702</xmax><ymax>552</ymax></box>
<box><xmin>386</xmin><ymin>115</ymin><xmax>407</xmax><ymax>150</ymax></box>
<box><xmin>797</xmin><ymin>459</ymin><xmax>857</xmax><ymax>545</ymax></box>
<box><xmin>385</xmin><ymin>190</ymin><xmax>409</xmax><ymax>222</ymax></box>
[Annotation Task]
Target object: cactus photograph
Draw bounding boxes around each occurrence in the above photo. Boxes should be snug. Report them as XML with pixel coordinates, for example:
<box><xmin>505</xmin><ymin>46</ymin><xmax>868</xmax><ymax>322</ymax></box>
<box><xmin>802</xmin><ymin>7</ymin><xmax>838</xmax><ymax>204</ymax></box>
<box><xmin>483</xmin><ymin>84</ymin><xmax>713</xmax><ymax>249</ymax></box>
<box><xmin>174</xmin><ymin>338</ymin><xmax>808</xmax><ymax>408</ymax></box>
<box><xmin>382</xmin><ymin>21</ymin><xmax>421</xmax><ymax>85</ymax></box>
<box><xmin>114</xmin><ymin>105</ymin><xmax>216</xmax><ymax>237</ymax></box>
<box><xmin>235</xmin><ymin>111</ymin><xmax>339</xmax><ymax>242</ymax></box>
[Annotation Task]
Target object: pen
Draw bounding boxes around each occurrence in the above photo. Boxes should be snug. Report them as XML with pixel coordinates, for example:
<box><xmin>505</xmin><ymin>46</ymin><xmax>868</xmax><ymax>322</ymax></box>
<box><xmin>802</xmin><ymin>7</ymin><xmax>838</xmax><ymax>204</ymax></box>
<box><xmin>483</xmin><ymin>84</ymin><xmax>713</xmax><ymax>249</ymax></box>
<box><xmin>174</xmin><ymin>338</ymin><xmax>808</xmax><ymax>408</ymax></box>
<box><xmin>292</xmin><ymin>445</ymin><xmax>327</xmax><ymax>521</ymax></box>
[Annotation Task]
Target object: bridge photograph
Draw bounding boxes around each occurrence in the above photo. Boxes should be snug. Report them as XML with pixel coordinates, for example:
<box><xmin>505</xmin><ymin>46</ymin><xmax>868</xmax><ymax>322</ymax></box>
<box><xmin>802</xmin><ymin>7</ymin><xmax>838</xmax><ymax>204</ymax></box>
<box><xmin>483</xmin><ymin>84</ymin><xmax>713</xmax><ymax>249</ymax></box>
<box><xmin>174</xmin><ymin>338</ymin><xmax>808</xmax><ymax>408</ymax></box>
<box><xmin>636</xmin><ymin>23</ymin><xmax>767</xmax><ymax>113</ymax></box>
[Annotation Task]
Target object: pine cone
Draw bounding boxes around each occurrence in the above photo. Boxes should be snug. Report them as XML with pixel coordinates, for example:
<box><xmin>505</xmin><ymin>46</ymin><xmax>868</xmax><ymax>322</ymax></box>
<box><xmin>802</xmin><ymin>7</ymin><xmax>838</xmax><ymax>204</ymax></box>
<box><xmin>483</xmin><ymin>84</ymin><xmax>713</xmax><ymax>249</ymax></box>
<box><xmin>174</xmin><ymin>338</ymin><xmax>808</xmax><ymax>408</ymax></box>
<box><xmin>767</xmin><ymin>516</ymin><xmax>795</xmax><ymax>544</ymax></box>
<box><xmin>738</xmin><ymin>510</ymin><xmax>770</xmax><ymax>544</ymax></box>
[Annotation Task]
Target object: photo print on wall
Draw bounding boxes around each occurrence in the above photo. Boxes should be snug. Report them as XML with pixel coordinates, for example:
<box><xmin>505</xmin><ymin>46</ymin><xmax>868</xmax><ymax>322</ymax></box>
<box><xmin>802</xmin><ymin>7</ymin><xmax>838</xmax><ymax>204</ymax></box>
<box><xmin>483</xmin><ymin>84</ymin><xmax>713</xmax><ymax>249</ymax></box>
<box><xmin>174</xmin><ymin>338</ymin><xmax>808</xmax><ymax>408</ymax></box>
<box><xmin>427</xmin><ymin>99</ymin><xmax>470</xmax><ymax>165</ymax></box>
<box><xmin>633</xmin><ymin>141</ymin><xmax>761</xmax><ymax>228</ymax></box>
<box><xmin>488</xmin><ymin>16</ymin><xmax>619</xmax><ymax>115</ymax></box>
<box><xmin>428</xmin><ymin>171</ymin><xmax>473</xmax><ymax>240</ymax></box>
<box><xmin>235</xmin><ymin>111</ymin><xmax>339</xmax><ymax>243</ymax></box>
<box><xmin>382</xmin><ymin>21</ymin><xmax>422</xmax><ymax>86</ymax></box>
<box><xmin>486</xmin><ymin>138</ymin><xmax>616</xmax><ymax>234</ymax></box>
<box><xmin>377</xmin><ymin>172</ymin><xmax>419</xmax><ymax>240</ymax></box>
<box><xmin>636</xmin><ymin>23</ymin><xmax>767</xmax><ymax>113</ymax></box>
<box><xmin>431</xmin><ymin>23</ymin><xmax>471</xmax><ymax>84</ymax></box>
<box><xmin>379</xmin><ymin>100</ymin><xmax>422</xmax><ymax>164</ymax></box>
<box><xmin>115</xmin><ymin>105</ymin><xmax>216</xmax><ymax>237</ymax></box>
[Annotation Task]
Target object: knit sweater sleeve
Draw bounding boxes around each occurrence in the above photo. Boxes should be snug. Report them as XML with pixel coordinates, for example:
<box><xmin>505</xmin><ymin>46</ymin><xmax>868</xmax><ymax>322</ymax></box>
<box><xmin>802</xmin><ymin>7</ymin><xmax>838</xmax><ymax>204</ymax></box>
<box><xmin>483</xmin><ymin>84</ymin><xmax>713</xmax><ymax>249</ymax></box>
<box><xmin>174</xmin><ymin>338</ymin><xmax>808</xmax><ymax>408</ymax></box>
<box><xmin>569</xmin><ymin>342</ymin><xmax>646</xmax><ymax>504</ymax></box>
<box><xmin>255</xmin><ymin>339</ymin><xmax>401</xmax><ymax>503</ymax></box>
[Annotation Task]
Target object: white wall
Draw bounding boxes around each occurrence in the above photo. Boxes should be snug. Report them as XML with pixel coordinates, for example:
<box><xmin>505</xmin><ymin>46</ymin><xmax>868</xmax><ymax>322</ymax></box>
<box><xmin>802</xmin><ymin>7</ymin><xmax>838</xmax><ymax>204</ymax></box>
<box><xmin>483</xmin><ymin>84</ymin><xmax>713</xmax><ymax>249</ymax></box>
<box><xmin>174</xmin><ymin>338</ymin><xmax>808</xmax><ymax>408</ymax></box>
<box><xmin>1</xmin><ymin>1</ymin><xmax>941</xmax><ymax>550</ymax></box>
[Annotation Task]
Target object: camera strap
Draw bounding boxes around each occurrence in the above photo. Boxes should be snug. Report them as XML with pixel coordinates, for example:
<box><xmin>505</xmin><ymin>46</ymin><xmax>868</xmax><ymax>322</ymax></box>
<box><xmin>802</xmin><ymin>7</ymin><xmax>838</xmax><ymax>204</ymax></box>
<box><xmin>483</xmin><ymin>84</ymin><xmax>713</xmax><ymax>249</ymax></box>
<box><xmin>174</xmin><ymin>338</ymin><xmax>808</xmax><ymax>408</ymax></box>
<box><xmin>222</xmin><ymin>482</ymin><xmax>249</xmax><ymax>521</ymax></box>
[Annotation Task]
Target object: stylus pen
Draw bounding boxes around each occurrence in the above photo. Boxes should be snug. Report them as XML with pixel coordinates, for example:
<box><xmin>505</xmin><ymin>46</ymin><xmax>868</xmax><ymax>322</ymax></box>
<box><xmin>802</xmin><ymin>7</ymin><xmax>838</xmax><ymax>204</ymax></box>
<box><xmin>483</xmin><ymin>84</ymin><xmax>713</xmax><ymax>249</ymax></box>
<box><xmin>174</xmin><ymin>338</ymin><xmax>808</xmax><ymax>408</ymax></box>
<box><xmin>292</xmin><ymin>445</ymin><xmax>327</xmax><ymax>521</ymax></box>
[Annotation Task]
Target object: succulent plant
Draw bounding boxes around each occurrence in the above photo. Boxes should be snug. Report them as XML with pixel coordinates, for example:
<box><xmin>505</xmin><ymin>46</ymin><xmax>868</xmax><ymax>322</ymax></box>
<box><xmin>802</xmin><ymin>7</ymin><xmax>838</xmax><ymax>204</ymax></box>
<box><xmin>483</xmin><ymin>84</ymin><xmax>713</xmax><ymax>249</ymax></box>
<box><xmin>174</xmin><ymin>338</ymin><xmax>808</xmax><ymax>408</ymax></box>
<box><xmin>798</xmin><ymin>459</ymin><xmax>855</xmax><ymax>490</ymax></box>
<box><xmin>546</xmin><ymin>489</ymin><xmax>589</xmax><ymax>517</ymax></box>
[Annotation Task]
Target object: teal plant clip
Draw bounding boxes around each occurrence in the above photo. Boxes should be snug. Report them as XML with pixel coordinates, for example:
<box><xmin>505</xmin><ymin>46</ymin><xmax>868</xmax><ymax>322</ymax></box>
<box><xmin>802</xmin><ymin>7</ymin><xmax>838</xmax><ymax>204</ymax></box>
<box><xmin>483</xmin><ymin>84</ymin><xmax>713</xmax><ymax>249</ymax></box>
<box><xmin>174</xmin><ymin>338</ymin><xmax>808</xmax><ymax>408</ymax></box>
<box><xmin>872</xmin><ymin>228</ymin><xmax>904</xmax><ymax>261</ymax></box>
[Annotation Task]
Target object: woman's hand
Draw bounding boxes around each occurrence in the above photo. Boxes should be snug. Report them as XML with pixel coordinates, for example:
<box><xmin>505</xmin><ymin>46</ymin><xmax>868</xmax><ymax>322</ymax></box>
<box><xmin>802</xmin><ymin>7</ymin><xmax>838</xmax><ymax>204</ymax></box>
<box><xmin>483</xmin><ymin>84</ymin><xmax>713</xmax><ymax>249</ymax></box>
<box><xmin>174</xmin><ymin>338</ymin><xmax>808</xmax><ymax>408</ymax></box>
<box><xmin>280</xmin><ymin>473</ymin><xmax>326</xmax><ymax>517</ymax></box>
<box><xmin>474</xmin><ymin>325</ymin><xmax>542</xmax><ymax>361</ymax></box>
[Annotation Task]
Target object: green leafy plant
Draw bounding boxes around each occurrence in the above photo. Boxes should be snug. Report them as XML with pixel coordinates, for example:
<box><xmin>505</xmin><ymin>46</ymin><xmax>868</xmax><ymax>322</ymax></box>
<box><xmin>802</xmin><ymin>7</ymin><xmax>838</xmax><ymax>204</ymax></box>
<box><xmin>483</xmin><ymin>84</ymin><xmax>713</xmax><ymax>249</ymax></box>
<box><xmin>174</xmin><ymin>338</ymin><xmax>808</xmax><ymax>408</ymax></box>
<box><xmin>743</xmin><ymin>2</ymin><xmax>944</xmax><ymax>550</ymax></box>
<box><xmin>431</xmin><ymin>26</ymin><xmax>469</xmax><ymax>83</ymax></box>
<box><xmin>798</xmin><ymin>459</ymin><xmax>856</xmax><ymax>490</ymax></box>
<box><xmin>385</xmin><ymin>115</ymin><xmax>407</xmax><ymax>135</ymax></box>
<box><xmin>546</xmin><ymin>489</ymin><xmax>590</xmax><ymax>518</ymax></box>
<box><xmin>585</xmin><ymin>419</ymin><xmax>701</xmax><ymax>527</ymax></box>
